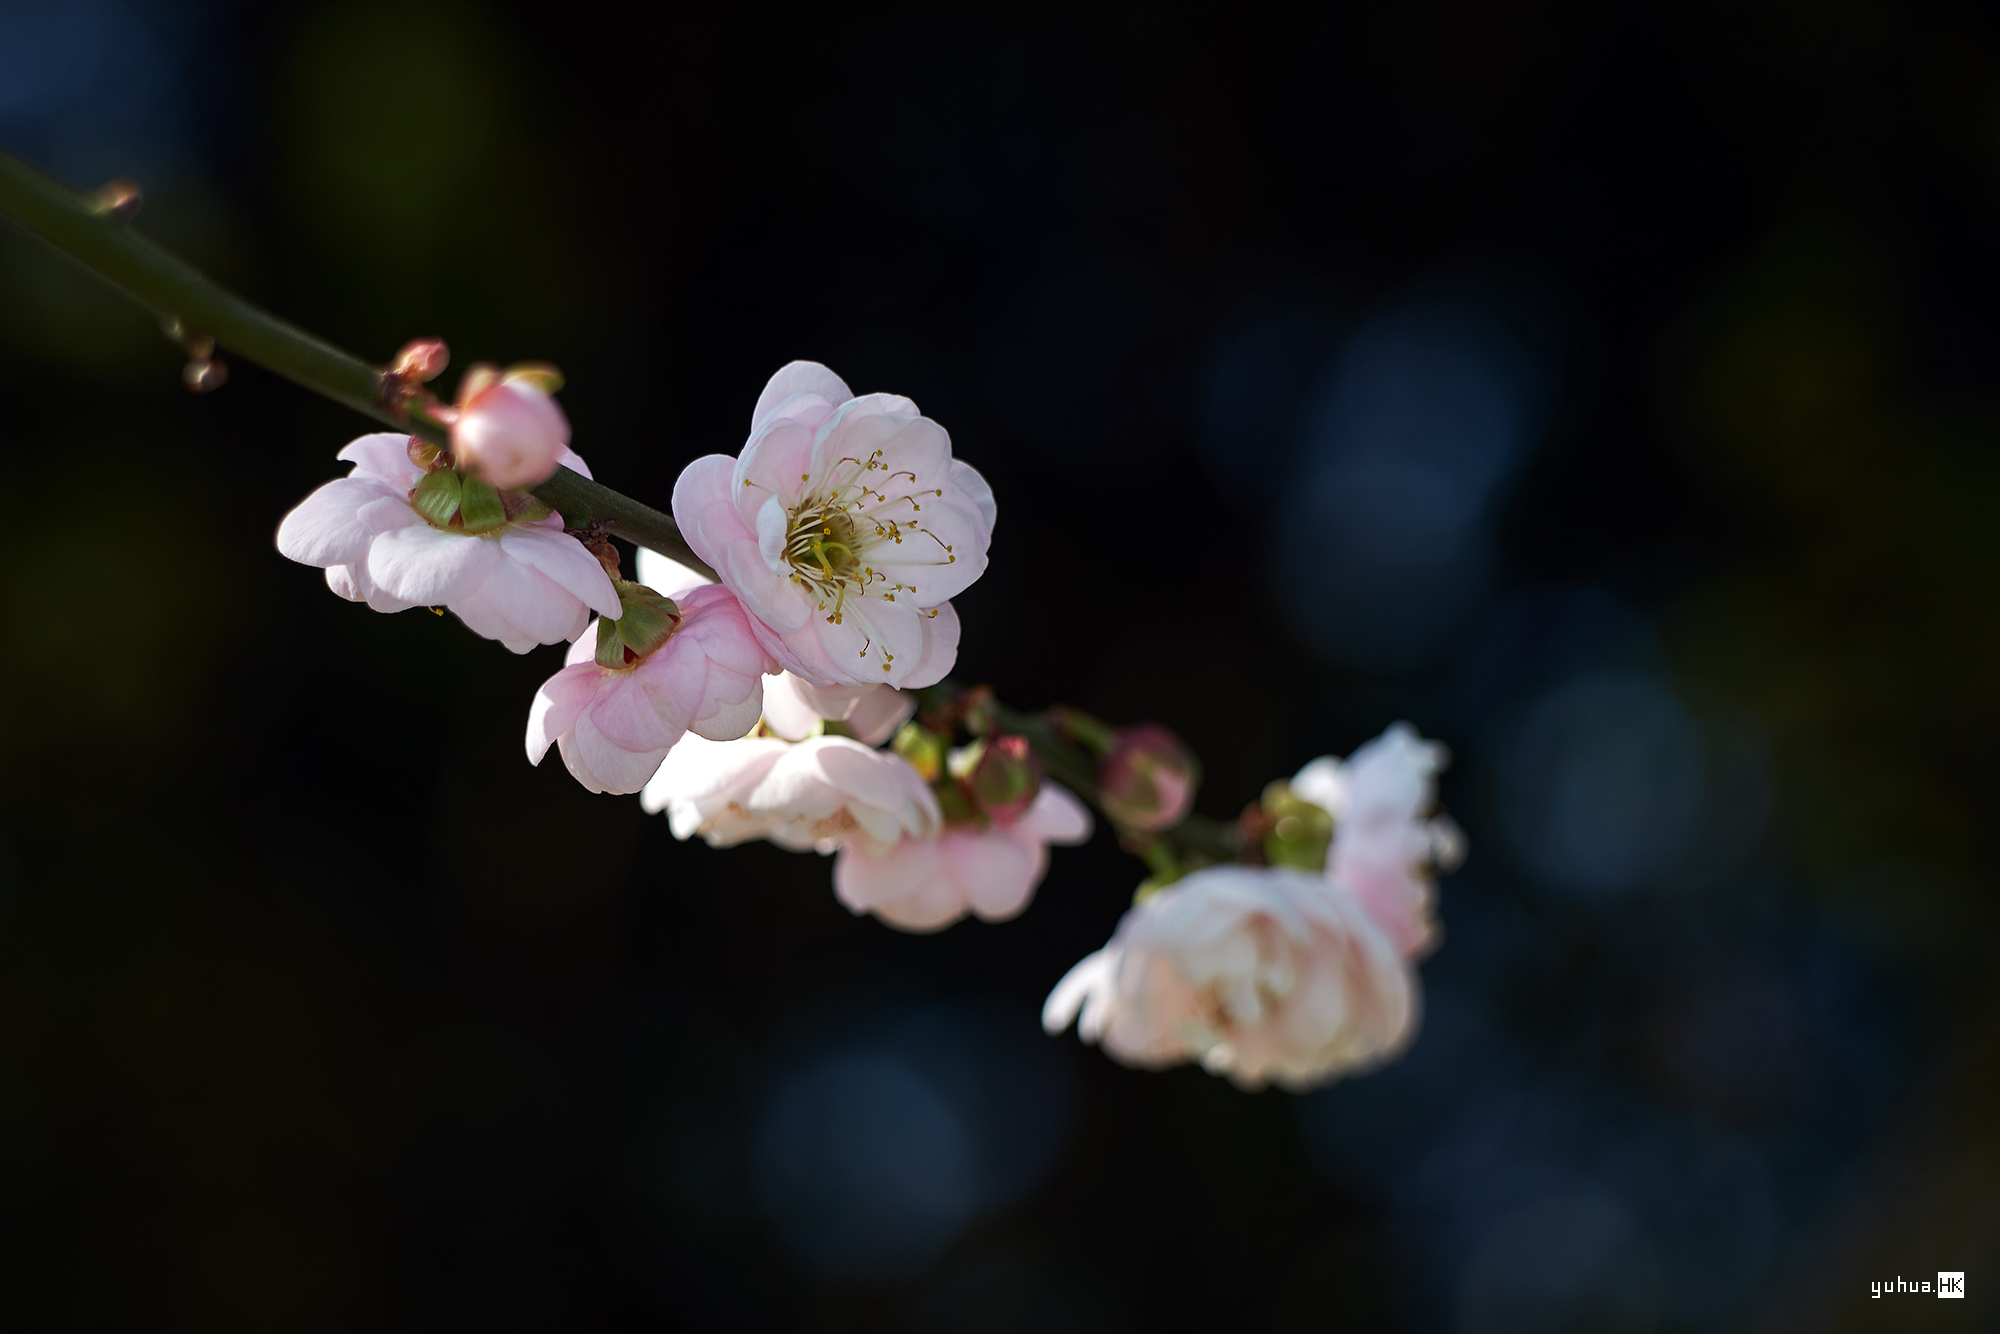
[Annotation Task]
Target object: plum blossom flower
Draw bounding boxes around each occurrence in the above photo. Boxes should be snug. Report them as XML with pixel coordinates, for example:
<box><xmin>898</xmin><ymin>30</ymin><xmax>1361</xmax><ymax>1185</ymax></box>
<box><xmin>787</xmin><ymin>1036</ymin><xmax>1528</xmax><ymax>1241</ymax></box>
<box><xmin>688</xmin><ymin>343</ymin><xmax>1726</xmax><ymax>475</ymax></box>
<box><xmin>641</xmin><ymin>732</ymin><xmax>938</xmax><ymax>854</ymax></box>
<box><xmin>1292</xmin><ymin>723</ymin><xmax>1463</xmax><ymax>958</ymax></box>
<box><xmin>832</xmin><ymin>783</ymin><xmax>1092</xmax><ymax>932</ymax></box>
<box><xmin>276</xmin><ymin>432</ymin><xmax>618</xmax><ymax>652</ymax></box>
<box><xmin>450</xmin><ymin>366</ymin><xmax>570</xmax><ymax>490</ymax></box>
<box><xmin>1042</xmin><ymin>865</ymin><xmax>1417</xmax><ymax>1091</ymax></box>
<box><xmin>672</xmin><ymin>361</ymin><xmax>993</xmax><ymax>688</ymax></box>
<box><xmin>525</xmin><ymin>583</ymin><xmax>777</xmax><ymax>795</ymax></box>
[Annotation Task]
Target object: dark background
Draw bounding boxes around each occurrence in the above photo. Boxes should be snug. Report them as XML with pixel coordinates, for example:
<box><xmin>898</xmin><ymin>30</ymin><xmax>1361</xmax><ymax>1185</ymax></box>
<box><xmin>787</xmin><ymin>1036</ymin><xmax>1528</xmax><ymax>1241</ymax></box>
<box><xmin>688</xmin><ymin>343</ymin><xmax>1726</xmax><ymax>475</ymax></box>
<box><xmin>1</xmin><ymin>1</ymin><xmax>1997</xmax><ymax>1329</ymax></box>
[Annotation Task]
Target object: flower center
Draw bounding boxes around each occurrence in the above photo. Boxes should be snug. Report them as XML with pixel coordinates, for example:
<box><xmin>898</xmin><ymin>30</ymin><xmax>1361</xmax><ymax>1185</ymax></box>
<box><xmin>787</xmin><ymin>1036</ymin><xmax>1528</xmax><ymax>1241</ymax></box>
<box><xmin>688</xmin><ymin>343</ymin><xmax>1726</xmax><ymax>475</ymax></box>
<box><xmin>775</xmin><ymin>451</ymin><xmax>959</xmax><ymax>654</ymax></box>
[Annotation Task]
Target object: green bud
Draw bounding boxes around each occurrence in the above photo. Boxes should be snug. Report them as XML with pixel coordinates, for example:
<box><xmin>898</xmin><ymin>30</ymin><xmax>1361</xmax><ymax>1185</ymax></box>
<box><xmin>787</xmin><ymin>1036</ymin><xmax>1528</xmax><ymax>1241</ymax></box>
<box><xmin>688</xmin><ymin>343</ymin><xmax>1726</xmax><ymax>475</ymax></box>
<box><xmin>1260</xmin><ymin>780</ymin><xmax>1334</xmax><ymax>871</ymax></box>
<box><xmin>458</xmin><ymin>477</ymin><xmax>507</xmax><ymax>533</ymax></box>
<box><xmin>892</xmin><ymin>721</ymin><xmax>946</xmax><ymax>783</ymax></box>
<box><xmin>969</xmin><ymin>734</ymin><xmax>1041</xmax><ymax>822</ymax></box>
<box><xmin>410</xmin><ymin>467</ymin><xmax>463</xmax><ymax>528</ymax></box>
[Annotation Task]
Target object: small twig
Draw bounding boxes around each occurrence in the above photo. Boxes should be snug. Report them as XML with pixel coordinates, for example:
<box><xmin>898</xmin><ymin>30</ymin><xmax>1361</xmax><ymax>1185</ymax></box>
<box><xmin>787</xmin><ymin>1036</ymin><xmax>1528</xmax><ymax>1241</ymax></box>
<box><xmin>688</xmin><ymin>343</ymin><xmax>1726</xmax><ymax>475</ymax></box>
<box><xmin>0</xmin><ymin>148</ymin><xmax>714</xmax><ymax>579</ymax></box>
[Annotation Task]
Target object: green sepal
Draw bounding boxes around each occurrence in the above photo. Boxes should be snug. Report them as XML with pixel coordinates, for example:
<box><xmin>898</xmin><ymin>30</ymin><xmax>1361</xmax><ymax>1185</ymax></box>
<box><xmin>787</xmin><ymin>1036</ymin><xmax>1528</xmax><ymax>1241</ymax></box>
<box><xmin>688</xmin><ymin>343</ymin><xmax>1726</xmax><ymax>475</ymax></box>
<box><xmin>410</xmin><ymin>468</ymin><xmax>462</xmax><ymax>528</ymax></box>
<box><xmin>458</xmin><ymin>477</ymin><xmax>507</xmax><ymax>533</ymax></box>
<box><xmin>611</xmin><ymin>580</ymin><xmax>682</xmax><ymax>660</ymax></box>
<box><xmin>934</xmin><ymin>778</ymin><xmax>984</xmax><ymax>828</ymax></box>
<box><xmin>1260</xmin><ymin>780</ymin><xmax>1334</xmax><ymax>872</ymax></box>
<box><xmin>507</xmin><ymin>493</ymin><xmax>554</xmax><ymax>524</ymax></box>
<box><xmin>892</xmin><ymin>722</ymin><xmax>946</xmax><ymax>783</ymax></box>
<box><xmin>594</xmin><ymin>614</ymin><xmax>628</xmax><ymax>669</ymax></box>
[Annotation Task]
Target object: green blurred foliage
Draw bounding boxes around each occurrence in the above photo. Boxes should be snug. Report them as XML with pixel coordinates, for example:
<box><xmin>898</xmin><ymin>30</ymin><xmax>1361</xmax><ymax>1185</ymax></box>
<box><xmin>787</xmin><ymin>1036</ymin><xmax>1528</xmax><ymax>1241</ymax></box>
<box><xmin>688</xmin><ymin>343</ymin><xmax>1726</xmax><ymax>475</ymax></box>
<box><xmin>0</xmin><ymin>473</ymin><xmax>225</xmax><ymax>748</ymax></box>
<box><xmin>275</xmin><ymin>0</ymin><xmax>591</xmax><ymax>350</ymax></box>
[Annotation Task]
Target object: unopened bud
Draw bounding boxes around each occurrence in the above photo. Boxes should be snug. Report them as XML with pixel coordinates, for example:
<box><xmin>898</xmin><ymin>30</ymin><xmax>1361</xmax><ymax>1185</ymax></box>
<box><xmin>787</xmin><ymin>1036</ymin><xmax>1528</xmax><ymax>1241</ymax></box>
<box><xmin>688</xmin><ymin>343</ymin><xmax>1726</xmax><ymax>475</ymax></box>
<box><xmin>391</xmin><ymin>337</ymin><xmax>450</xmax><ymax>383</ymax></box>
<box><xmin>1259</xmin><ymin>780</ymin><xmax>1333</xmax><ymax>871</ymax></box>
<box><xmin>1098</xmin><ymin>723</ymin><xmax>1199</xmax><ymax>831</ymax></box>
<box><xmin>891</xmin><ymin>721</ymin><xmax>947</xmax><ymax>783</ymax></box>
<box><xmin>595</xmin><ymin>580</ymin><xmax>680</xmax><ymax>668</ymax></box>
<box><xmin>451</xmin><ymin>365</ymin><xmax>570</xmax><ymax>491</ymax></box>
<box><xmin>90</xmin><ymin>178</ymin><xmax>142</xmax><ymax>223</ymax></box>
<box><xmin>407</xmin><ymin>436</ymin><xmax>445</xmax><ymax>471</ymax></box>
<box><xmin>968</xmin><ymin>734</ymin><xmax>1041</xmax><ymax>823</ymax></box>
<box><xmin>182</xmin><ymin>356</ymin><xmax>227</xmax><ymax>392</ymax></box>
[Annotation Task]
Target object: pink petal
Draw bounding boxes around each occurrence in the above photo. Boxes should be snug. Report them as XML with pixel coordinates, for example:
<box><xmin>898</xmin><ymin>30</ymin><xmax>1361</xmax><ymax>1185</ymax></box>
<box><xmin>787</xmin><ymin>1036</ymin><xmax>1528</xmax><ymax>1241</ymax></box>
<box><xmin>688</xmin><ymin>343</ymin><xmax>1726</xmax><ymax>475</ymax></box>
<box><xmin>277</xmin><ymin>477</ymin><xmax>394</xmax><ymax>568</ymax></box>
<box><xmin>671</xmin><ymin>455</ymin><xmax>751</xmax><ymax>571</ymax></box>
<box><xmin>555</xmin><ymin>445</ymin><xmax>593</xmax><ymax>479</ymax></box>
<box><xmin>725</xmin><ymin>539</ymin><xmax>813</xmax><ymax>634</ymax></box>
<box><xmin>843</xmin><ymin>686</ymin><xmax>915</xmax><ymax>747</ymax></box>
<box><xmin>526</xmin><ymin>663</ymin><xmax>604</xmax><ymax>765</ymax></box>
<box><xmin>498</xmin><ymin>523</ymin><xmax>620</xmax><ymax>620</ymax></box>
<box><xmin>690</xmin><ymin>671</ymin><xmax>764</xmax><ymax>742</ymax></box>
<box><xmin>357</xmin><ymin>495</ymin><xmax>423</xmax><ymax>535</ymax></box>
<box><xmin>949</xmin><ymin>829</ymin><xmax>1043</xmax><ymax>922</ymax></box>
<box><xmin>759</xmin><ymin>672</ymin><xmax>823</xmax><ymax>742</ymax></box>
<box><xmin>1013</xmin><ymin>783</ymin><xmax>1093</xmax><ymax>844</ymax></box>
<box><xmin>452</xmin><ymin>557</ymin><xmax>587</xmax><ymax>651</ymax></box>
<box><xmin>865</xmin><ymin>495</ymin><xmax>987</xmax><ymax>606</ymax></box>
<box><xmin>949</xmin><ymin>460</ymin><xmax>997</xmax><ymax>541</ymax></box>
<box><xmin>366</xmin><ymin>525</ymin><xmax>501</xmax><ymax>606</ymax></box>
<box><xmin>734</xmin><ymin>420</ymin><xmax>817</xmax><ymax>527</ymax></box>
<box><xmin>750</xmin><ymin>360</ymin><xmax>853</xmax><ymax>434</ymax></box>
<box><xmin>337</xmin><ymin>432</ymin><xmax>425</xmax><ymax>489</ymax></box>
<box><xmin>902</xmin><ymin>601</ymin><xmax>960</xmax><ymax>690</ymax></box>
<box><xmin>811</xmin><ymin>401</ymin><xmax>944</xmax><ymax>486</ymax></box>
<box><xmin>562</xmin><ymin>706</ymin><xmax>665</xmax><ymax>796</ymax></box>
<box><xmin>592</xmin><ymin>656</ymin><xmax>694</xmax><ymax>752</ymax></box>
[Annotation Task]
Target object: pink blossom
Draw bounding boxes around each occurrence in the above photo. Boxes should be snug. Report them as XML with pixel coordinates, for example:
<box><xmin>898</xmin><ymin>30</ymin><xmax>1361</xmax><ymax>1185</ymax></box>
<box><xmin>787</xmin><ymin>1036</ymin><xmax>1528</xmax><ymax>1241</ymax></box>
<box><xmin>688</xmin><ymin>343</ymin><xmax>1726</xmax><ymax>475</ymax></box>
<box><xmin>277</xmin><ymin>432</ymin><xmax>618</xmax><ymax>652</ymax></box>
<box><xmin>1291</xmin><ymin>723</ymin><xmax>1463</xmax><ymax>959</ymax></box>
<box><xmin>524</xmin><ymin>585</ymin><xmax>777</xmax><ymax>795</ymax></box>
<box><xmin>1042</xmin><ymin>865</ymin><xmax>1417</xmax><ymax>1091</ymax></box>
<box><xmin>452</xmin><ymin>371</ymin><xmax>570</xmax><ymax>490</ymax></box>
<box><xmin>671</xmin><ymin>361</ymin><xmax>993</xmax><ymax>687</ymax></box>
<box><xmin>641</xmin><ymin>732</ymin><xmax>938</xmax><ymax>854</ymax></box>
<box><xmin>832</xmin><ymin>783</ymin><xmax>1092</xmax><ymax>932</ymax></box>
<box><xmin>761</xmin><ymin>672</ymin><xmax>914</xmax><ymax>747</ymax></box>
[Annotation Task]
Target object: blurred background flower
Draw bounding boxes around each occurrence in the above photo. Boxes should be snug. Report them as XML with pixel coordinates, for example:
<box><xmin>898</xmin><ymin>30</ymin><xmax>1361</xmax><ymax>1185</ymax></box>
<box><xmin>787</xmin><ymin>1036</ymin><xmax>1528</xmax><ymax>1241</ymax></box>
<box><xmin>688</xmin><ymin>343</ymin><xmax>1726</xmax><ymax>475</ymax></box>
<box><xmin>0</xmin><ymin>0</ymin><xmax>1996</xmax><ymax>1329</ymax></box>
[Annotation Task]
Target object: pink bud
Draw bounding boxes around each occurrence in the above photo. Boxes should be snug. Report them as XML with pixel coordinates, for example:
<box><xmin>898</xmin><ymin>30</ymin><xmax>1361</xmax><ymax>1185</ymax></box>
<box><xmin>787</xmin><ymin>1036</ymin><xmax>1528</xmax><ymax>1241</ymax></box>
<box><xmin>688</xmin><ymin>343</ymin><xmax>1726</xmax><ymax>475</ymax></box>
<box><xmin>391</xmin><ymin>337</ymin><xmax>450</xmax><ymax>382</ymax></box>
<box><xmin>969</xmin><ymin>734</ymin><xmax>1042</xmax><ymax>823</ymax></box>
<box><xmin>1098</xmin><ymin>723</ymin><xmax>1200</xmax><ymax>831</ymax></box>
<box><xmin>451</xmin><ymin>373</ymin><xmax>570</xmax><ymax>491</ymax></box>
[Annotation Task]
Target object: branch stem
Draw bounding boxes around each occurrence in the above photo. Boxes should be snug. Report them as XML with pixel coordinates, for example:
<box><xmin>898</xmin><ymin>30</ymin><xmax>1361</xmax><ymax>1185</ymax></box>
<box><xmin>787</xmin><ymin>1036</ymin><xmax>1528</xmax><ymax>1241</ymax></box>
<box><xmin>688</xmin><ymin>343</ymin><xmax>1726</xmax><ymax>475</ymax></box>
<box><xmin>0</xmin><ymin>149</ymin><xmax>712</xmax><ymax>576</ymax></box>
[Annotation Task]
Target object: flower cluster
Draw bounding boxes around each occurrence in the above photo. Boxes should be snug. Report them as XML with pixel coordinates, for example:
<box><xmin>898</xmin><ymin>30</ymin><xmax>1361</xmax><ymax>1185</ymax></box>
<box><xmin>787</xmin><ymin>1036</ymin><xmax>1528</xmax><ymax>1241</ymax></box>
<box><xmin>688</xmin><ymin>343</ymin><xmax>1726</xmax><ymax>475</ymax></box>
<box><xmin>275</xmin><ymin>355</ymin><xmax>1464</xmax><ymax>1093</ymax></box>
<box><xmin>1043</xmin><ymin>725</ymin><xmax>1462</xmax><ymax>1090</ymax></box>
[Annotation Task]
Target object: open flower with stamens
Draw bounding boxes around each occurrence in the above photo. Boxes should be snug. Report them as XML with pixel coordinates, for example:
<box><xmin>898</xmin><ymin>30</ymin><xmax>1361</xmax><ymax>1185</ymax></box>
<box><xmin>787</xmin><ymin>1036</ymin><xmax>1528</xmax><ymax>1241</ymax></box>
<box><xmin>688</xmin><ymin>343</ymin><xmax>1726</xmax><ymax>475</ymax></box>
<box><xmin>641</xmin><ymin>732</ymin><xmax>939</xmax><ymax>854</ymax></box>
<box><xmin>525</xmin><ymin>583</ymin><xmax>777</xmax><ymax>795</ymax></box>
<box><xmin>277</xmin><ymin>432</ymin><xmax>617</xmax><ymax>652</ymax></box>
<box><xmin>1292</xmin><ymin>723</ymin><xmax>1463</xmax><ymax>959</ymax></box>
<box><xmin>1042</xmin><ymin>864</ymin><xmax>1418</xmax><ymax>1091</ymax></box>
<box><xmin>833</xmin><ymin>783</ymin><xmax>1092</xmax><ymax>933</ymax></box>
<box><xmin>672</xmin><ymin>361</ymin><xmax>993</xmax><ymax>687</ymax></box>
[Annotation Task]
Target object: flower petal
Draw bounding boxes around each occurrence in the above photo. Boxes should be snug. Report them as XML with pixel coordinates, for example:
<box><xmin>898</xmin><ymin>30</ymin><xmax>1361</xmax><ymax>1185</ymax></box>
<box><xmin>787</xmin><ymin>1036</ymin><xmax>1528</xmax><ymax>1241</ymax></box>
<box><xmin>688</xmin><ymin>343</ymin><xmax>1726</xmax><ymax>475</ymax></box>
<box><xmin>337</xmin><ymin>432</ymin><xmax>425</xmax><ymax>489</ymax></box>
<box><xmin>276</xmin><ymin>477</ymin><xmax>395</xmax><ymax>568</ymax></box>
<box><xmin>498</xmin><ymin>522</ymin><xmax>620</xmax><ymax>620</ymax></box>
<box><xmin>366</xmin><ymin>525</ymin><xmax>501</xmax><ymax>606</ymax></box>
<box><xmin>750</xmin><ymin>360</ymin><xmax>853</xmax><ymax>434</ymax></box>
<box><xmin>671</xmin><ymin>454</ymin><xmax>749</xmax><ymax>572</ymax></box>
<box><xmin>526</xmin><ymin>663</ymin><xmax>603</xmax><ymax>765</ymax></box>
<box><xmin>1013</xmin><ymin>783</ymin><xmax>1093</xmax><ymax>844</ymax></box>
